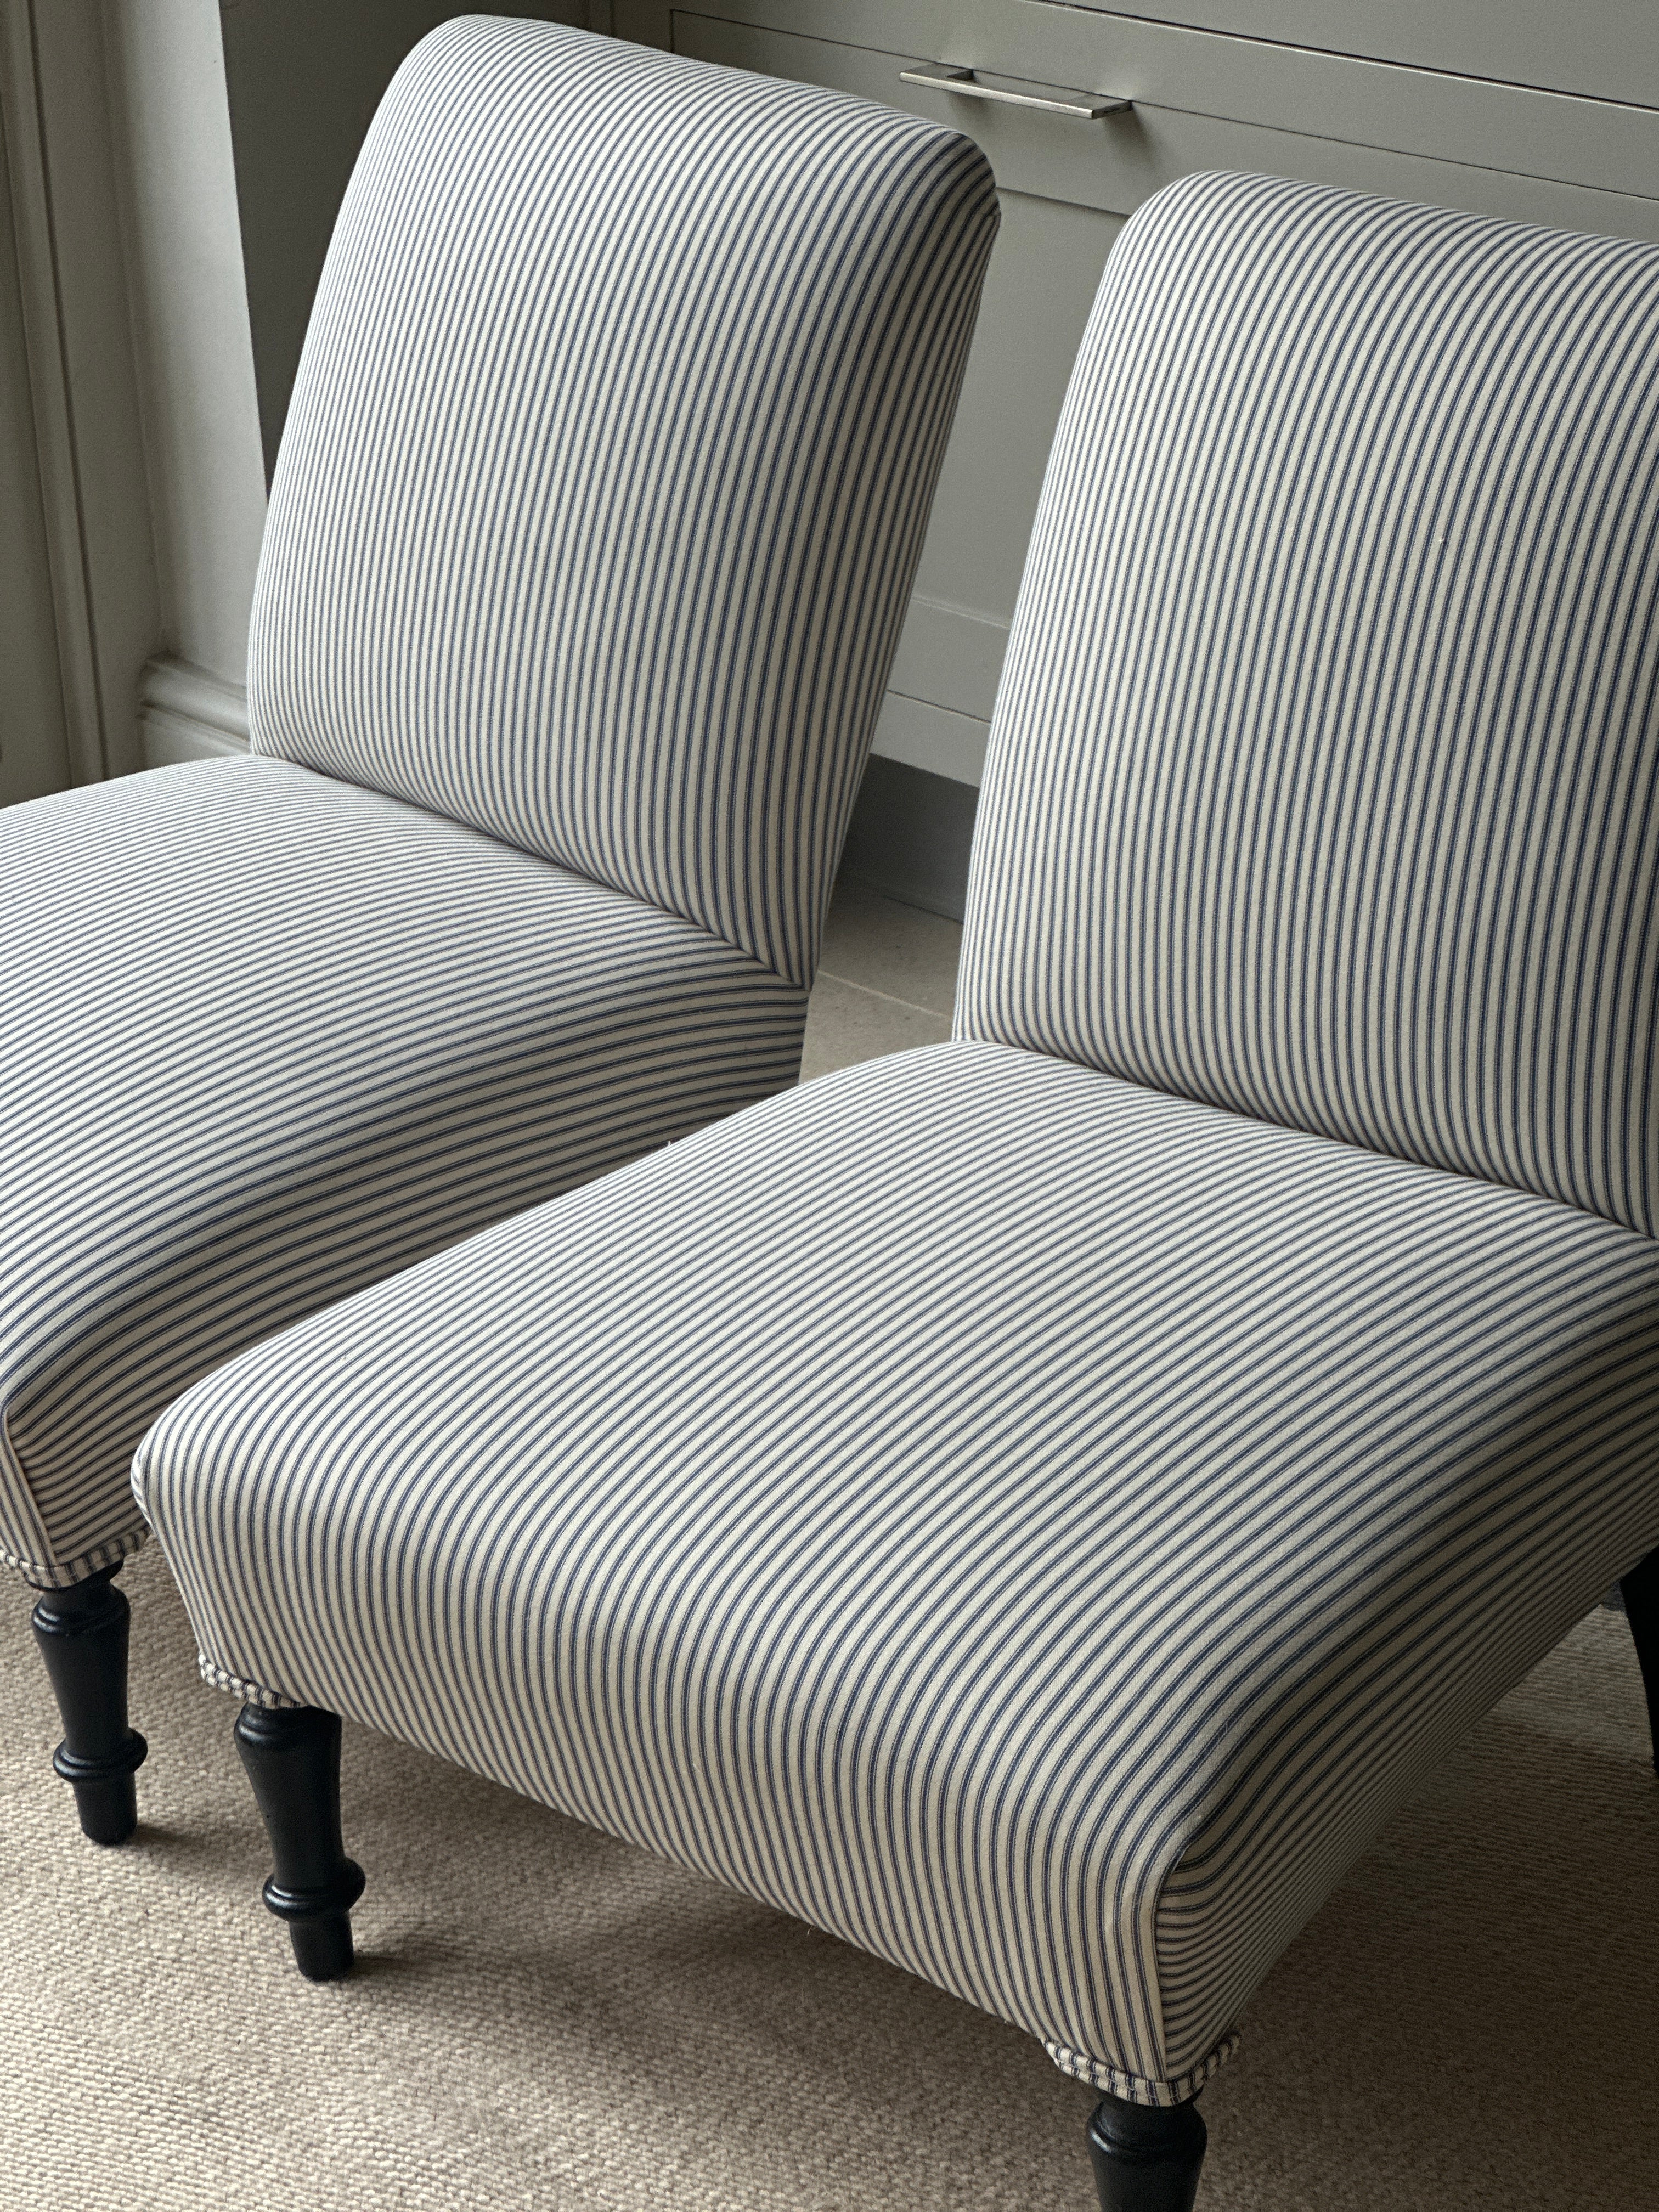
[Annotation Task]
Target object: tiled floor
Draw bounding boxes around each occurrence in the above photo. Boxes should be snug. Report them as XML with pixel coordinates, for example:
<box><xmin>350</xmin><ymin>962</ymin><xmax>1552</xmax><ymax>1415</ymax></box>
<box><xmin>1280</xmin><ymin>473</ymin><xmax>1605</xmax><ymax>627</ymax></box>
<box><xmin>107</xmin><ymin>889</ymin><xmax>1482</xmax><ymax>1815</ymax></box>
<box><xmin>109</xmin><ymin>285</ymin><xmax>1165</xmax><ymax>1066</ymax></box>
<box><xmin>802</xmin><ymin>877</ymin><xmax>962</xmax><ymax>1081</ymax></box>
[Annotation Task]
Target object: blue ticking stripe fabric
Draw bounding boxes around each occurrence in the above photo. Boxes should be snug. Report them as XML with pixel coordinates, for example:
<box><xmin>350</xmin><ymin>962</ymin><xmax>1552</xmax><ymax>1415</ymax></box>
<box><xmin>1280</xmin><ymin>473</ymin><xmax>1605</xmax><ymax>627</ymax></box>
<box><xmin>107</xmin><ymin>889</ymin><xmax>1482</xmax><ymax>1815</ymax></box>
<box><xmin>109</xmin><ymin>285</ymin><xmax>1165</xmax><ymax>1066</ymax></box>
<box><xmin>134</xmin><ymin>171</ymin><xmax>1659</xmax><ymax>2107</ymax></box>
<box><xmin>250</xmin><ymin>19</ymin><xmax>998</xmax><ymax>990</ymax></box>
<box><xmin>959</xmin><ymin>171</ymin><xmax>1659</xmax><ymax>1234</ymax></box>
<box><xmin>2</xmin><ymin>23</ymin><xmax>995</xmax><ymax>1588</ymax></box>
<box><xmin>135</xmin><ymin>1042</ymin><xmax>1659</xmax><ymax>2103</ymax></box>
<box><xmin>1</xmin><ymin>759</ymin><xmax>804</xmax><ymax>1587</ymax></box>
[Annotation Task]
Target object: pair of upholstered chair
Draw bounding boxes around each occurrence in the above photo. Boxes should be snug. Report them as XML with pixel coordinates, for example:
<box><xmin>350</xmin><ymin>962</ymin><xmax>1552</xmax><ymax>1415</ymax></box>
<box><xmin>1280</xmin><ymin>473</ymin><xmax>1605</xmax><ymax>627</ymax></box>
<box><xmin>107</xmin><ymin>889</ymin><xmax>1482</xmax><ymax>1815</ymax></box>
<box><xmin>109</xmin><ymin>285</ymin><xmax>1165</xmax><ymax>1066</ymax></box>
<box><xmin>9</xmin><ymin>22</ymin><xmax>1659</xmax><ymax>2212</ymax></box>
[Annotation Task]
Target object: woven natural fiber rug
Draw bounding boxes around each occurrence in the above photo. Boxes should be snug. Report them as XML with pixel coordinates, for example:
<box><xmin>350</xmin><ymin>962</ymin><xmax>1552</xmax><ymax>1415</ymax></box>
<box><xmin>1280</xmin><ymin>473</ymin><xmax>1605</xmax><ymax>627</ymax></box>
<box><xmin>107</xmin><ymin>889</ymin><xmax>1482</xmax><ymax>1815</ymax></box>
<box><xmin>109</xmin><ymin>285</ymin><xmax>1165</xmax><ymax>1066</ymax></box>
<box><xmin>3</xmin><ymin>1543</ymin><xmax>1654</xmax><ymax>2210</ymax></box>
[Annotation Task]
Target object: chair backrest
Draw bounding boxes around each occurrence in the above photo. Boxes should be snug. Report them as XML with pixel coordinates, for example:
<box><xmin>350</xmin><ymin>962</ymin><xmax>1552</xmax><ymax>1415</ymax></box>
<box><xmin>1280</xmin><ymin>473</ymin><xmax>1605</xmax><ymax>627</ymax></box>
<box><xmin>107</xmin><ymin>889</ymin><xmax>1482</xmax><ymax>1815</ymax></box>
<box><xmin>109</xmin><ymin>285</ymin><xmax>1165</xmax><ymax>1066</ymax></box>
<box><xmin>958</xmin><ymin>170</ymin><xmax>1659</xmax><ymax>1235</ymax></box>
<box><xmin>248</xmin><ymin>18</ymin><xmax>997</xmax><ymax>990</ymax></box>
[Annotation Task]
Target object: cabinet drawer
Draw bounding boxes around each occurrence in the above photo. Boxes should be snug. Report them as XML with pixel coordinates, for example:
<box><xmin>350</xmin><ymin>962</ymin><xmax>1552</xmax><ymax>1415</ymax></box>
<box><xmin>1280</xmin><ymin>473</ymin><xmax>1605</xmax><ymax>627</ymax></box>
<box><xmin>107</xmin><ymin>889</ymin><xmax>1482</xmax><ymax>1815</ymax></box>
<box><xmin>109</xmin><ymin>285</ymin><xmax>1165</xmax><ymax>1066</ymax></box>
<box><xmin>662</xmin><ymin>5</ymin><xmax>1659</xmax><ymax>237</ymax></box>
<box><xmin>1046</xmin><ymin>3</ymin><xmax>1659</xmax><ymax>115</ymax></box>
<box><xmin>613</xmin><ymin>0</ymin><xmax>1659</xmax><ymax>787</ymax></box>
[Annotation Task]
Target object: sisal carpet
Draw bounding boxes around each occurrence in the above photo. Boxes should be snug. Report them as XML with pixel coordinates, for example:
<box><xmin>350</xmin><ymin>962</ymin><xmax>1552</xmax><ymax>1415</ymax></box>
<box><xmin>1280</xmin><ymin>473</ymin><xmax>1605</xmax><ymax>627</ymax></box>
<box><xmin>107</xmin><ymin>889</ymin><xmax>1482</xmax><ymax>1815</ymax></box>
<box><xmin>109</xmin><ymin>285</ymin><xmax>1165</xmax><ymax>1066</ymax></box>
<box><xmin>1</xmin><ymin>1544</ymin><xmax>1654</xmax><ymax>2211</ymax></box>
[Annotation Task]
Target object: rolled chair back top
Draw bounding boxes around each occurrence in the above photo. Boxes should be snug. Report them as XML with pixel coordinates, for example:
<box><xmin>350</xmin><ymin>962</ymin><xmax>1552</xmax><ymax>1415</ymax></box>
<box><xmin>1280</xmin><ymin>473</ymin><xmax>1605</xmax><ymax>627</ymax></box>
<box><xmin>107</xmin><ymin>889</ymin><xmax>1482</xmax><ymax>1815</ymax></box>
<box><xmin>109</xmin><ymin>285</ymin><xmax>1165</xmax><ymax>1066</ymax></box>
<box><xmin>958</xmin><ymin>170</ymin><xmax>1659</xmax><ymax>1235</ymax></box>
<box><xmin>249</xmin><ymin>17</ymin><xmax>998</xmax><ymax>989</ymax></box>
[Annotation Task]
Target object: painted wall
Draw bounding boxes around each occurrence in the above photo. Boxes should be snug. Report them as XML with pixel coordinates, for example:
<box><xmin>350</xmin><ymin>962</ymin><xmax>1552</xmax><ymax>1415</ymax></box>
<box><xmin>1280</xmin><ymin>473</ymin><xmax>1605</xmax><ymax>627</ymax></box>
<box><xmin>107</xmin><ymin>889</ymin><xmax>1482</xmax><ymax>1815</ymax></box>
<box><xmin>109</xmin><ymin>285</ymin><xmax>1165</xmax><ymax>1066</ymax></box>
<box><xmin>97</xmin><ymin>0</ymin><xmax>588</xmax><ymax>744</ymax></box>
<box><xmin>102</xmin><ymin>0</ymin><xmax>267</xmax><ymax>694</ymax></box>
<box><xmin>220</xmin><ymin>0</ymin><xmax>587</xmax><ymax>478</ymax></box>
<box><xmin>0</xmin><ymin>129</ymin><xmax>70</xmax><ymax>802</ymax></box>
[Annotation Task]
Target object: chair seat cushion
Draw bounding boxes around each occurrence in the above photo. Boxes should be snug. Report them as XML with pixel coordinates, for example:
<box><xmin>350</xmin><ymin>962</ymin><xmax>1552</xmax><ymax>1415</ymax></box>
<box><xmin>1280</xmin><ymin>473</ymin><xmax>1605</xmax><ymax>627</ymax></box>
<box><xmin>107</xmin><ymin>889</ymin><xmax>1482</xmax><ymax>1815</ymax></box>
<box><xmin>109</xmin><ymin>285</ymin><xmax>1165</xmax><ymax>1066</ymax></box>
<box><xmin>3</xmin><ymin>755</ymin><xmax>803</xmax><ymax>1586</ymax></box>
<box><xmin>134</xmin><ymin>1040</ymin><xmax>1659</xmax><ymax>2103</ymax></box>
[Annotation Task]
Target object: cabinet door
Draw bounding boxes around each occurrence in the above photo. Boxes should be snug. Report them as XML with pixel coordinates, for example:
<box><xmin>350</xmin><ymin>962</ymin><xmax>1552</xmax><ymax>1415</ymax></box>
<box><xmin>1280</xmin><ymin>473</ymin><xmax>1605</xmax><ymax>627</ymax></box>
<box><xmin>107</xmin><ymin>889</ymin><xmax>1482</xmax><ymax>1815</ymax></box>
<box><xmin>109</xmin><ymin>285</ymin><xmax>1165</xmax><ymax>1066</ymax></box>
<box><xmin>623</xmin><ymin>0</ymin><xmax>1659</xmax><ymax>795</ymax></box>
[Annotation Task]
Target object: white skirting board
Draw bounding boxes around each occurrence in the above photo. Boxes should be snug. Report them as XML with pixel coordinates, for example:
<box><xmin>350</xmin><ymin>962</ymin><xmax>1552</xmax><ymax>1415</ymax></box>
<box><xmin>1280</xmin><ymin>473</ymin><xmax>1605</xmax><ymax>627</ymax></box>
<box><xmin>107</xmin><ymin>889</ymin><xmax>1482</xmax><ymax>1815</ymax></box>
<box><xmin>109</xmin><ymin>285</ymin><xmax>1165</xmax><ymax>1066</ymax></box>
<box><xmin>138</xmin><ymin>656</ymin><xmax>251</xmax><ymax>768</ymax></box>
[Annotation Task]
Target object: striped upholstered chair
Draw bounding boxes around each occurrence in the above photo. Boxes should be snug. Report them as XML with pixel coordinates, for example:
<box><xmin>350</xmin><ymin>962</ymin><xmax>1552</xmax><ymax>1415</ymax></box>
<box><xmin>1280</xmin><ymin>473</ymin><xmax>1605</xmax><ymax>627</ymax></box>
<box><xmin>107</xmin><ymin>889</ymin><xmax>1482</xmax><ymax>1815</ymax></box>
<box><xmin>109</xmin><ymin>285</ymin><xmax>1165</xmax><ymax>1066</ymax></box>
<box><xmin>136</xmin><ymin>172</ymin><xmax>1659</xmax><ymax>2207</ymax></box>
<box><xmin>2</xmin><ymin>21</ymin><xmax>996</xmax><ymax>1846</ymax></box>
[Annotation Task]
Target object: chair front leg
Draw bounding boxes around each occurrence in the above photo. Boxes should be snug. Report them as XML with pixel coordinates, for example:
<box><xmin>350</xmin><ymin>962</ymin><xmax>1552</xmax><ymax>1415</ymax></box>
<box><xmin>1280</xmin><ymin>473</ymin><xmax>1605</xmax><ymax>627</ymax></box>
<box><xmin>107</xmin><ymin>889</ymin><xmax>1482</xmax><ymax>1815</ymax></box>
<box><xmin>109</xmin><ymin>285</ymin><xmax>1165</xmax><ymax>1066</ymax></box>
<box><xmin>30</xmin><ymin>1566</ymin><xmax>148</xmax><ymax>1844</ymax></box>
<box><xmin>1620</xmin><ymin>1543</ymin><xmax>1659</xmax><ymax>1775</ymax></box>
<box><xmin>1086</xmin><ymin>2091</ymin><xmax>1207</xmax><ymax>2212</ymax></box>
<box><xmin>234</xmin><ymin>1703</ymin><xmax>365</xmax><ymax>1980</ymax></box>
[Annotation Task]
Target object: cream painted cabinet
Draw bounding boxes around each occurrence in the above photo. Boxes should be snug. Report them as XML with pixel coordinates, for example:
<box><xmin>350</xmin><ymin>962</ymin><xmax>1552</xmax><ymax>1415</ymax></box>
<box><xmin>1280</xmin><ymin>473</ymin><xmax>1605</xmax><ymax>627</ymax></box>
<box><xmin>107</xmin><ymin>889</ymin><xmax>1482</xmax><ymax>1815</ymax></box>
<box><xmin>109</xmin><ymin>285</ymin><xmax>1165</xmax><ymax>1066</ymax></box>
<box><xmin>605</xmin><ymin>0</ymin><xmax>1659</xmax><ymax>894</ymax></box>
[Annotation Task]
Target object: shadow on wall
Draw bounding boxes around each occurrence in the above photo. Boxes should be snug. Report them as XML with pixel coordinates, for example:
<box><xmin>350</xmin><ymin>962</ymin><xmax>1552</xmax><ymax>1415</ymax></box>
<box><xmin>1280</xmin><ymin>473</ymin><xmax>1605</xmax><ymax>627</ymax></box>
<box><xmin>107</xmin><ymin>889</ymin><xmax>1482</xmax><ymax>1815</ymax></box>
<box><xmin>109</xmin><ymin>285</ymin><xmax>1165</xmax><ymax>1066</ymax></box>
<box><xmin>839</xmin><ymin>755</ymin><xmax>980</xmax><ymax>922</ymax></box>
<box><xmin>218</xmin><ymin>0</ymin><xmax>586</xmax><ymax>477</ymax></box>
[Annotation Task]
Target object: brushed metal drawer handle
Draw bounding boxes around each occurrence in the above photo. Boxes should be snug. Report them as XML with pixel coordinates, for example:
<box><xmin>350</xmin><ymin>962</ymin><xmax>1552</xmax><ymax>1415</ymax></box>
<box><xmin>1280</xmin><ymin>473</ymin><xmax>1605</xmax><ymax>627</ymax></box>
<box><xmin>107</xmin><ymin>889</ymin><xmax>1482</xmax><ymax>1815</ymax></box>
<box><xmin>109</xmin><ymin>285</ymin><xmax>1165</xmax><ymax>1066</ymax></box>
<box><xmin>899</xmin><ymin>63</ymin><xmax>1130</xmax><ymax>121</ymax></box>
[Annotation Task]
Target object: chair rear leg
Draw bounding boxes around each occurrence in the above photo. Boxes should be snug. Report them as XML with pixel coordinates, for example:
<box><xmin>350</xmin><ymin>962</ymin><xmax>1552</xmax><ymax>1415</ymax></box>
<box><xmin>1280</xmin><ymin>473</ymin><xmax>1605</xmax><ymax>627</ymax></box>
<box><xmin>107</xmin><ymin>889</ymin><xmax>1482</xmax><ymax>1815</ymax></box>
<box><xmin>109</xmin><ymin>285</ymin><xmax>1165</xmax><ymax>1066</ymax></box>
<box><xmin>30</xmin><ymin>1566</ymin><xmax>148</xmax><ymax>1844</ymax></box>
<box><xmin>1620</xmin><ymin>1544</ymin><xmax>1659</xmax><ymax>1775</ymax></box>
<box><xmin>1086</xmin><ymin>2091</ymin><xmax>1207</xmax><ymax>2211</ymax></box>
<box><xmin>234</xmin><ymin>1702</ymin><xmax>365</xmax><ymax>1979</ymax></box>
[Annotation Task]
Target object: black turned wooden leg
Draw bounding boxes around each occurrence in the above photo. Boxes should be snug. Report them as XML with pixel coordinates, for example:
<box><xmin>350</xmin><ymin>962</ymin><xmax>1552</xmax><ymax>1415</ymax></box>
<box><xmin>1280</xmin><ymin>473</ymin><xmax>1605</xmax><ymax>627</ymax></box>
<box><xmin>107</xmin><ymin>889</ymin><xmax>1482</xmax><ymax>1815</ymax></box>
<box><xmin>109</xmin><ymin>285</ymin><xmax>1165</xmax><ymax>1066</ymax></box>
<box><xmin>234</xmin><ymin>1703</ymin><xmax>365</xmax><ymax>1980</ymax></box>
<box><xmin>1087</xmin><ymin>2092</ymin><xmax>1207</xmax><ymax>2212</ymax></box>
<box><xmin>1620</xmin><ymin>1543</ymin><xmax>1659</xmax><ymax>1775</ymax></box>
<box><xmin>30</xmin><ymin>1567</ymin><xmax>148</xmax><ymax>1844</ymax></box>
